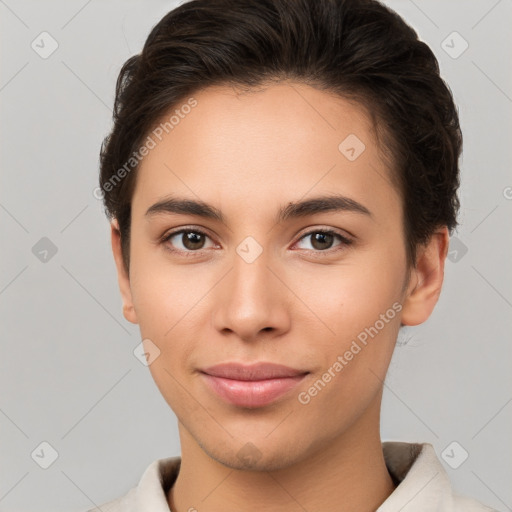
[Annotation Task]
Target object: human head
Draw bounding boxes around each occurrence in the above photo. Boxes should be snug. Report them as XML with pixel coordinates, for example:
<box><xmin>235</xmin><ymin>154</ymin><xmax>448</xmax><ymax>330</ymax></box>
<box><xmin>101</xmin><ymin>0</ymin><xmax>460</xmax><ymax>473</ymax></box>
<box><xmin>99</xmin><ymin>0</ymin><xmax>462</xmax><ymax>274</ymax></box>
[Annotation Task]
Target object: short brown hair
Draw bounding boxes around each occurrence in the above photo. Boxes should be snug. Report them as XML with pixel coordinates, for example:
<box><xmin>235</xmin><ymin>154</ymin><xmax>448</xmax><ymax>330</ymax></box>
<box><xmin>99</xmin><ymin>0</ymin><xmax>462</xmax><ymax>273</ymax></box>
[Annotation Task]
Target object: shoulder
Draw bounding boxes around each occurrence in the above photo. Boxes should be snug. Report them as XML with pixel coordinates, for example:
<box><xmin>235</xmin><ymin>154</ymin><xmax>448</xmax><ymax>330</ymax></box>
<box><xmin>379</xmin><ymin>442</ymin><xmax>496</xmax><ymax>512</ymax></box>
<box><xmin>80</xmin><ymin>456</ymin><xmax>181</xmax><ymax>512</ymax></box>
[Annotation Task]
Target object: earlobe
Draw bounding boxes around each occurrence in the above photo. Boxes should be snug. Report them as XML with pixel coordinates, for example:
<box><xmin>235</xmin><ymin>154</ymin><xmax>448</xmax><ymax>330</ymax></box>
<box><xmin>110</xmin><ymin>219</ymin><xmax>139</xmax><ymax>325</ymax></box>
<box><xmin>400</xmin><ymin>227</ymin><xmax>450</xmax><ymax>327</ymax></box>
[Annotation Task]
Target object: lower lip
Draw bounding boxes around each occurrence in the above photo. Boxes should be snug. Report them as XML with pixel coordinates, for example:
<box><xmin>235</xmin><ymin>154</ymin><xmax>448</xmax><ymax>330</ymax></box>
<box><xmin>201</xmin><ymin>373</ymin><xmax>307</xmax><ymax>408</ymax></box>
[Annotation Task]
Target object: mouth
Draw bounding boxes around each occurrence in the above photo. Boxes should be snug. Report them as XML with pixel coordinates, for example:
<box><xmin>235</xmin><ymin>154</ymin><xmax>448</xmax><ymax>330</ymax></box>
<box><xmin>199</xmin><ymin>362</ymin><xmax>309</xmax><ymax>408</ymax></box>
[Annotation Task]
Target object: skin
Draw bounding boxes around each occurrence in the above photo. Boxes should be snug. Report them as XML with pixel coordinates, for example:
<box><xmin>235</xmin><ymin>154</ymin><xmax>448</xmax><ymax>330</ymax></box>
<box><xmin>110</xmin><ymin>82</ymin><xmax>449</xmax><ymax>512</ymax></box>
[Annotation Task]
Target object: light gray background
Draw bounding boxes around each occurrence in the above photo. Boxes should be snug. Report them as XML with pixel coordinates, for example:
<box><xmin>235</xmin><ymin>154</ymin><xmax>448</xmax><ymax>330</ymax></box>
<box><xmin>1</xmin><ymin>1</ymin><xmax>511</xmax><ymax>511</ymax></box>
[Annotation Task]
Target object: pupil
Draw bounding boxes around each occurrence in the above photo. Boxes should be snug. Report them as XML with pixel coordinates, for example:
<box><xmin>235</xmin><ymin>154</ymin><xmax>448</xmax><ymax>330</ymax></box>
<box><xmin>313</xmin><ymin>232</ymin><xmax>332</xmax><ymax>250</ymax></box>
<box><xmin>184</xmin><ymin>232</ymin><xmax>204</xmax><ymax>250</ymax></box>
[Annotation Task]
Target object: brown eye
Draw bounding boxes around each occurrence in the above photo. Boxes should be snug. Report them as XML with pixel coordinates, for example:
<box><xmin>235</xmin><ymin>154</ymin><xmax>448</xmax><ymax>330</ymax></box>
<box><xmin>310</xmin><ymin>232</ymin><xmax>335</xmax><ymax>250</ymax></box>
<box><xmin>295</xmin><ymin>229</ymin><xmax>353</xmax><ymax>253</ymax></box>
<box><xmin>162</xmin><ymin>229</ymin><xmax>215</xmax><ymax>253</ymax></box>
<box><xmin>181</xmin><ymin>231</ymin><xmax>206</xmax><ymax>250</ymax></box>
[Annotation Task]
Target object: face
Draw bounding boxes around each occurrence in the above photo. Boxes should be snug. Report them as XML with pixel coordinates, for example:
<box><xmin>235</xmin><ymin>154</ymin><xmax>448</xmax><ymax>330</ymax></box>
<box><xmin>112</xmin><ymin>82</ymin><xmax>446</xmax><ymax>471</ymax></box>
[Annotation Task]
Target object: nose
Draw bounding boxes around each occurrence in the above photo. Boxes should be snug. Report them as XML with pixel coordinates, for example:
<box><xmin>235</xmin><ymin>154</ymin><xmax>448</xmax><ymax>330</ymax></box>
<box><xmin>211</xmin><ymin>244</ymin><xmax>291</xmax><ymax>342</ymax></box>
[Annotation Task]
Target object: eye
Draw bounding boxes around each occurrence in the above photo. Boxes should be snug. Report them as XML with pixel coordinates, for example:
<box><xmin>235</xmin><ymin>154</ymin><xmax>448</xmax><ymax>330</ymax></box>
<box><xmin>294</xmin><ymin>229</ymin><xmax>353</xmax><ymax>252</ymax></box>
<box><xmin>160</xmin><ymin>227</ymin><xmax>353</xmax><ymax>256</ymax></box>
<box><xmin>161</xmin><ymin>228</ymin><xmax>216</xmax><ymax>253</ymax></box>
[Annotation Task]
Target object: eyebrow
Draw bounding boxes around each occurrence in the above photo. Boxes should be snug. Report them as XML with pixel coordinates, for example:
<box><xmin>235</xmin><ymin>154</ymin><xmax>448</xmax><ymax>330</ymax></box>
<box><xmin>145</xmin><ymin>194</ymin><xmax>372</xmax><ymax>223</ymax></box>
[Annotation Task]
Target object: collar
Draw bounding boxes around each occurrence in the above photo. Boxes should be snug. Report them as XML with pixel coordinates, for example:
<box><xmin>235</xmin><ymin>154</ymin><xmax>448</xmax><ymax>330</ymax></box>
<box><xmin>116</xmin><ymin>442</ymin><xmax>490</xmax><ymax>512</ymax></box>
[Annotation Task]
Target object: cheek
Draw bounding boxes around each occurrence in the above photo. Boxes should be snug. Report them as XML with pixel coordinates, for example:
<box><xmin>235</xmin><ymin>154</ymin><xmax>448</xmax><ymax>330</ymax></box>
<box><xmin>297</xmin><ymin>253</ymin><xmax>406</xmax><ymax>341</ymax></box>
<box><xmin>295</xmin><ymin>264</ymin><xmax>403</xmax><ymax>422</ymax></box>
<box><xmin>128</xmin><ymin>241</ymin><xmax>200</xmax><ymax>333</ymax></box>
<box><xmin>127</xmin><ymin>245</ymin><xmax>214</xmax><ymax>384</ymax></box>
<box><xmin>292</xmin><ymin>242</ymin><xmax>406</xmax><ymax>404</ymax></box>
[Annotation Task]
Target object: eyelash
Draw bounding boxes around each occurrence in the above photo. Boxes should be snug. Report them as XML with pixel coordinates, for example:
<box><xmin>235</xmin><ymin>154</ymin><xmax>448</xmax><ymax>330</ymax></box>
<box><xmin>159</xmin><ymin>226</ymin><xmax>354</xmax><ymax>258</ymax></box>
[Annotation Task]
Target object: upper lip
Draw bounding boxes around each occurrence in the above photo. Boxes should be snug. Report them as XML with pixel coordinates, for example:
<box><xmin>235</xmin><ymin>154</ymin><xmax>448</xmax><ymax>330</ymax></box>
<box><xmin>200</xmin><ymin>362</ymin><xmax>309</xmax><ymax>381</ymax></box>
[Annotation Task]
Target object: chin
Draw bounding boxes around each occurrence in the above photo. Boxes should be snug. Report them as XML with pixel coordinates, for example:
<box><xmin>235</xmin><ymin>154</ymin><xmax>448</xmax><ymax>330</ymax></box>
<box><xmin>200</xmin><ymin>433</ymin><xmax>313</xmax><ymax>473</ymax></box>
<box><xmin>212</xmin><ymin>449</ymin><xmax>294</xmax><ymax>472</ymax></box>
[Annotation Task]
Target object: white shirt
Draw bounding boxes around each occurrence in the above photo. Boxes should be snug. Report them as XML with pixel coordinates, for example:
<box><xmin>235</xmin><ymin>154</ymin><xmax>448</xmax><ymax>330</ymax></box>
<box><xmin>85</xmin><ymin>442</ymin><xmax>495</xmax><ymax>511</ymax></box>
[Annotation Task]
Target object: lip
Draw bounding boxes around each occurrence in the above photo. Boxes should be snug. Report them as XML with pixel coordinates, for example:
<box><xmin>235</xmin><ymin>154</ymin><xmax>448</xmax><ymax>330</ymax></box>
<box><xmin>200</xmin><ymin>362</ymin><xmax>309</xmax><ymax>408</ymax></box>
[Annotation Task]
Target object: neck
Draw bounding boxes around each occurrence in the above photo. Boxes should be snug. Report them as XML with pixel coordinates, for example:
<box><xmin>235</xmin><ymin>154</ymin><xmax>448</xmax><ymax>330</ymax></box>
<box><xmin>168</xmin><ymin>395</ymin><xmax>395</xmax><ymax>512</ymax></box>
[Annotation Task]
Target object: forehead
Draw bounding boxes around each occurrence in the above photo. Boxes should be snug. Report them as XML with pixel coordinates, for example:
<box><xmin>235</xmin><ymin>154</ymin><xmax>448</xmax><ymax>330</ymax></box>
<box><xmin>133</xmin><ymin>82</ymin><xmax>401</xmax><ymax>225</ymax></box>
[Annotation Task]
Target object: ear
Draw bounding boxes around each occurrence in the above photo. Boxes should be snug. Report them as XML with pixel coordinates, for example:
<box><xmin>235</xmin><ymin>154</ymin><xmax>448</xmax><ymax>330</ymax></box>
<box><xmin>400</xmin><ymin>226</ymin><xmax>450</xmax><ymax>326</ymax></box>
<box><xmin>110</xmin><ymin>219</ymin><xmax>138</xmax><ymax>324</ymax></box>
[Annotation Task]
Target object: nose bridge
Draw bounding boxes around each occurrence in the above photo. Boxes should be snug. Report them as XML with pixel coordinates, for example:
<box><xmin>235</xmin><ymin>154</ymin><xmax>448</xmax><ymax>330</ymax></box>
<box><xmin>230</xmin><ymin>238</ymin><xmax>276</xmax><ymax>309</ymax></box>
<box><xmin>211</xmin><ymin>235</ymin><xmax>289</xmax><ymax>339</ymax></box>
